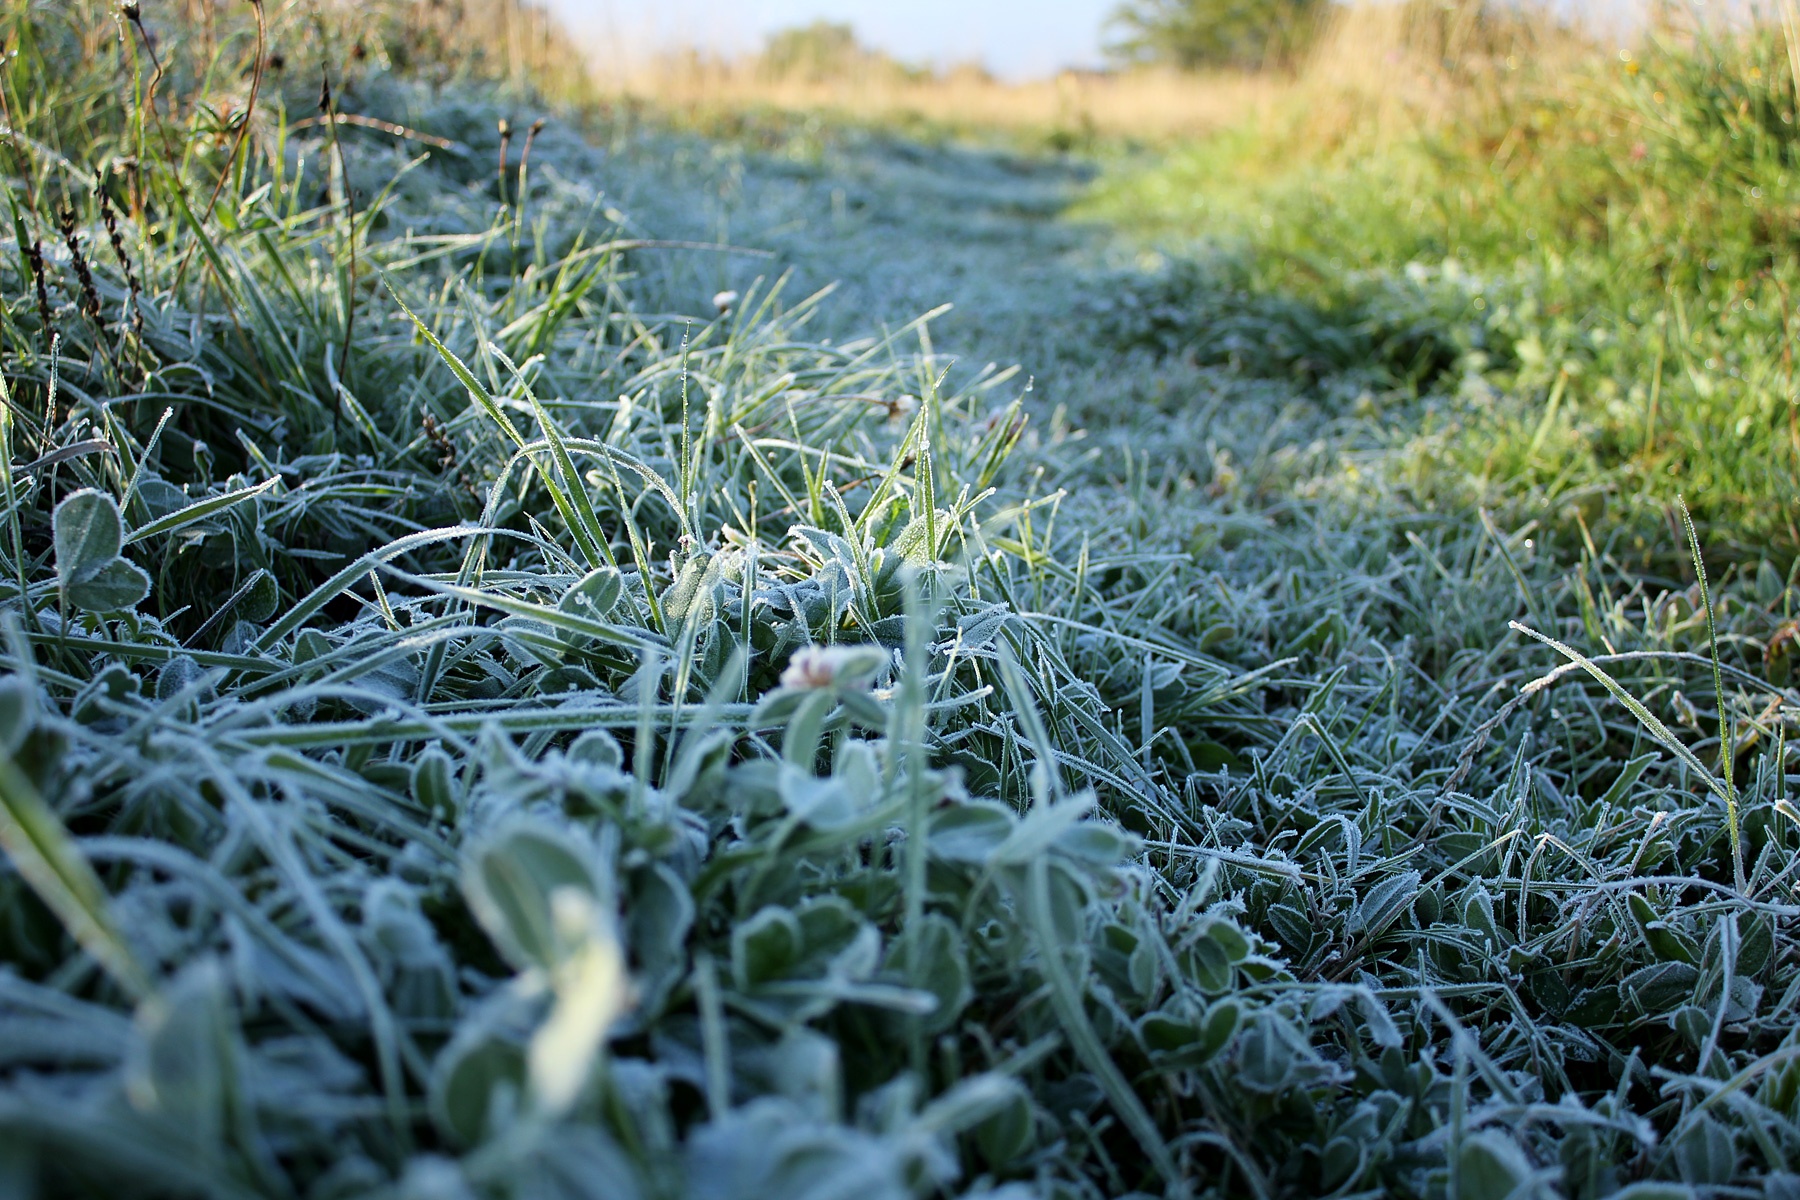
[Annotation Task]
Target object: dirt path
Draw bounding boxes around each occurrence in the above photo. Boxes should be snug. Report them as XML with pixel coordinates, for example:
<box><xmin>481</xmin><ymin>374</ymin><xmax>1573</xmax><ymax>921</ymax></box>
<box><xmin>615</xmin><ymin>132</ymin><xmax>1126</xmax><ymax>390</ymax></box>
<box><xmin>608</xmin><ymin>126</ymin><xmax>1337</xmax><ymax>490</ymax></box>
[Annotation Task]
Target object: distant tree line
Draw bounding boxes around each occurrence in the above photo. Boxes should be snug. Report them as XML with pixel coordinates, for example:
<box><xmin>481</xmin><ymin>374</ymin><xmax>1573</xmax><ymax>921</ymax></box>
<box><xmin>1106</xmin><ymin>0</ymin><xmax>1329</xmax><ymax>71</ymax></box>
<box><xmin>758</xmin><ymin>2</ymin><xmax>1335</xmax><ymax>82</ymax></box>
<box><xmin>760</xmin><ymin>22</ymin><xmax>872</xmax><ymax>82</ymax></box>
<box><xmin>758</xmin><ymin>21</ymin><xmax>975</xmax><ymax>84</ymax></box>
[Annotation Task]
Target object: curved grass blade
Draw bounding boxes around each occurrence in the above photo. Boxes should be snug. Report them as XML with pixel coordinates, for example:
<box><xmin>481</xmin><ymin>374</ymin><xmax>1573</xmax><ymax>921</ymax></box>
<box><xmin>1678</xmin><ymin>495</ymin><xmax>1746</xmax><ymax>891</ymax></box>
<box><xmin>0</xmin><ymin>751</ymin><xmax>150</xmax><ymax>1000</ymax></box>
<box><xmin>1508</xmin><ymin>621</ymin><xmax>1734</xmax><ymax>812</ymax></box>
<box><xmin>251</xmin><ymin>525</ymin><xmax>489</xmax><ymax>652</ymax></box>
<box><xmin>124</xmin><ymin>476</ymin><xmax>280</xmax><ymax>545</ymax></box>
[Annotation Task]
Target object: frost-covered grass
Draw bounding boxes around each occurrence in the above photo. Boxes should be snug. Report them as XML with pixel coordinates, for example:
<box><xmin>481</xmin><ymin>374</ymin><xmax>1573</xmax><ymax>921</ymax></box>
<box><xmin>0</xmin><ymin>3</ymin><xmax>1797</xmax><ymax>1199</ymax></box>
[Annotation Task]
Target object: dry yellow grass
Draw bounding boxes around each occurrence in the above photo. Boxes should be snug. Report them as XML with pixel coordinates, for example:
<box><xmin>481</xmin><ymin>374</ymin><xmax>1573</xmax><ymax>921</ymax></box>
<box><xmin>599</xmin><ymin>55</ymin><xmax>1284</xmax><ymax>141</ymax></box>
<box><xmin>1292</xmin><ymin>0</ymin><xmax>1598</xmax><ymax>143</ymax></box>
<box><xmin>288</xmin><ymin>0</ymin><xmax>595</xmax><ymax>106</ymax></box>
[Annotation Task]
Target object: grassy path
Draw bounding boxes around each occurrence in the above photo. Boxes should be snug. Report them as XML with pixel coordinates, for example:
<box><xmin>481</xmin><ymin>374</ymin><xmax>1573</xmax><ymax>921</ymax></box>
<box><xmin>611</xmin><ymin>126</ymin><xmax>1361</xmax><ymax>502</ymax></box>
<box><xmin>615</xmin><ymin>133</ymin><xmax>1127</xmax><ymax>384</ymax></box>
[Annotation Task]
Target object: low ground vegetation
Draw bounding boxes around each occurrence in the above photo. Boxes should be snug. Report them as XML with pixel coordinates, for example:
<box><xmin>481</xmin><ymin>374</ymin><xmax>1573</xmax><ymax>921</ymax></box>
<box><xmin>0</xmin><ymin>2</ymin><xmax>1796</xmax><ymax>1199</ymax></box>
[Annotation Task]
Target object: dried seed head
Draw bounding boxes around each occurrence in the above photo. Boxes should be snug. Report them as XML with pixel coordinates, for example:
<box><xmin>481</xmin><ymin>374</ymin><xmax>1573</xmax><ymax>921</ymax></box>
<box><xmin>981</xmin><ymin>406</ymin><xmax>1027</xmax><ymax>442</ymax></box>
<box><xmin>26</xmin><ymin>238</ymin><xmax>53</xmax><ymax>339</ymax></box>
<box><xmin>60</xmin><ymin>208</ymin><xmax>103</xmax><ymax>322</ymax></box>
<box><xmin>96</xmin><ymin>189</ymin><xmax>142</xmax><ymax>330</ymax></box>
<box><xmin>108</xmin><ymin>227</ymin><xmax>138</xmax><ymax>293</ymax></box>
<box><xmin>422</xmin><ymin>409</ymin><xmax>458</xmax><ymax>470</ymax></box>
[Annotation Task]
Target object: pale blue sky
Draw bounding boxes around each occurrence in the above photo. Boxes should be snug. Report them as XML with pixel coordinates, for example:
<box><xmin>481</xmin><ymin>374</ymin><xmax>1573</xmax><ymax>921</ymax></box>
<box><xmin>551</xmin><ymin>0</ymin><xmax>1121</xmax><ymax>80</ymax></box>
<box><xmin>551</xmin><ymin>0</ymin><xmax>1657</xmax><ymax>82</ymax></box>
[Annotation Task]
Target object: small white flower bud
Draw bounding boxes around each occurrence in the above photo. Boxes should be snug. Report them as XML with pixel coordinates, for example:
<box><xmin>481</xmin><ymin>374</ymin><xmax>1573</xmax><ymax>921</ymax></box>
<box><xmin>780</xmin><ymin>644</ymin><xmax>885</xmax><ymax>691</ymax></box>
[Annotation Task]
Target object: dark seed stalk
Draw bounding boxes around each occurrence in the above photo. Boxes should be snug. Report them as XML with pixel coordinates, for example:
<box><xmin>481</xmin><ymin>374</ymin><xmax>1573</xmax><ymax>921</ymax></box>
<box><xmin>97</xmin><ymin>186</ymin><xmax>143</xmax><ymax>333</ymax></box>
<box><xmin>60</xmin><ymin>206</ymin><xmax>103</xmax><ymax>322</ymax></box>
<box><xmin>25</xmin><ymin>239</ymin><xmax>53</xmax><ymax>344</ymax></box>
<box><xmin>497</xmin><ymin>117</ymin><xmax>511</xmax><ymax>206</ymax></box>
<box><xmin>517</xmin><ymin>117</ymin><xmax>544</xmax><ymax>196</ymax></box>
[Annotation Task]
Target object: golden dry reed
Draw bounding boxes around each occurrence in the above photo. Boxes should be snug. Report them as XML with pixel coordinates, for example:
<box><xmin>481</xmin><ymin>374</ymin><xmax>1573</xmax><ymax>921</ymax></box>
<box><xmin>603</xmin><ymin>55</ymin><xmax>1285</xmax><ymax>141</ymax></box>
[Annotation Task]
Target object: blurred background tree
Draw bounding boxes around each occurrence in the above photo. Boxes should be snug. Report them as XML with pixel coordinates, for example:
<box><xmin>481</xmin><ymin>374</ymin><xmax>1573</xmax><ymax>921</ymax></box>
<box><xmin>760</xmin><ymin>20</ymin><xmax>860</xmax><ymax>80</ymax></box>
<box><xmin>1107</xmin><ymin>0</ymin><xmax>1329</xmax><ymax>71</ymax></box>
<box><xmin>758</xmin><ymin>20</ymin><xmax>931</xmax><ymax>83</ymax></box>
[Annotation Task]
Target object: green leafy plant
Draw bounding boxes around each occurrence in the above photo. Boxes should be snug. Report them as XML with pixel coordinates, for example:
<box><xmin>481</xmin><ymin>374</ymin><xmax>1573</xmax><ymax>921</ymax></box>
<box><xmin>53</xmin><ymin>491</ymin><xmax>150</xmax><ymax>614</ymax></box>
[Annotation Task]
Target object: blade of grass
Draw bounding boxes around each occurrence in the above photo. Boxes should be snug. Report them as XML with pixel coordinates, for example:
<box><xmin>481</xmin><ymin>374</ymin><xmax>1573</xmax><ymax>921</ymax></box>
<box><xmin>1678</xmin><ymin>495</ymin><xmax>1746</xmax><ymax>891</ymax></box>
<box><xmin>0</xmin><ymin>750</ymin><xmax>149</xmax><ymax>1000</ymax></box>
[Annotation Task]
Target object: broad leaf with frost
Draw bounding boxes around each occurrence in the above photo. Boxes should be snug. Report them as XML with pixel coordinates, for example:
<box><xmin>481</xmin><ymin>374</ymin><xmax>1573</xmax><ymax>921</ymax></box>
<box><xmin>54</xmin><ymin>489</ymin><xmax>150</xmax><ymax>612</ymax></box>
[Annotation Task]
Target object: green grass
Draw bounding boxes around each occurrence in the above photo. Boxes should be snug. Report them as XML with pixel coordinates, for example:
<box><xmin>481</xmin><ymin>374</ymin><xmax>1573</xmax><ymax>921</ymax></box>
<box><xmin>1077</xmin><ymin>20</ymin><xmax>1800</xmax><ymax>560</ymax></box>
<box><xmin>0</xmin><ymin>3</ymin><xmax>1797</xmax><ymax>1199</ymax></box>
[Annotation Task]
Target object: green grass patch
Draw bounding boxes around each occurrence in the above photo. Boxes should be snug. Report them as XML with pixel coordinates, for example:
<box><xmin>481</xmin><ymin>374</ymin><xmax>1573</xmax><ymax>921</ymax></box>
<box><xmin>1079</xmin><ymin>23</ymin><xmax>1800</xmax><ymax>559</ymax></box>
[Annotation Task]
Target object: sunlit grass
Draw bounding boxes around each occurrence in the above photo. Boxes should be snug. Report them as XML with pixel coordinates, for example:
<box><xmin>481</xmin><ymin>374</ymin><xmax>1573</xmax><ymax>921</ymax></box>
<box><xmin>1080</xmin><ymin>2</ymin><xmax>1800</xmax><ymax>557</ymax></box>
